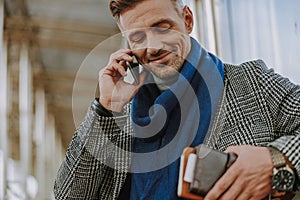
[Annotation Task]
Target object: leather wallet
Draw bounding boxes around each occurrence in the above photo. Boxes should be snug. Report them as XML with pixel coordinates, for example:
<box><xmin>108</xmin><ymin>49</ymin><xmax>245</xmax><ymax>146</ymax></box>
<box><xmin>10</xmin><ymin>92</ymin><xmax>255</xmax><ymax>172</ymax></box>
<box><xmin>189</xmin><ymin>145</ymin><xmax>237</xmax><ymax>196</ymax></box>
<box><xmin>178</xmin><ymin>145</ymin><xmax>237</xmax><ymax>199</ymax></box>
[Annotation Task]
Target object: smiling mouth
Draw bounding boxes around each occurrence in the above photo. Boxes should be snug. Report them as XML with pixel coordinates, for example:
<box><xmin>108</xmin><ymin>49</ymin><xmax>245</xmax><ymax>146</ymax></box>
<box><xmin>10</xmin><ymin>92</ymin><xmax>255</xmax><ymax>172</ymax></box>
<box><xmin>148</xmin><ymin>51</ymin><xmax>173</xmax><ymax>65</ymax></box>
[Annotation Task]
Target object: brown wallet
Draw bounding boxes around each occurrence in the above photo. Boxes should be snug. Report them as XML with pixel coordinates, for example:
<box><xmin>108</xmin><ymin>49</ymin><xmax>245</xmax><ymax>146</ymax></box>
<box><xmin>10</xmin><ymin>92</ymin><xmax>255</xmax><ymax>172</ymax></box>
<box><xmin>189</xmin><ymin>145</ymin><xmax>237</xmax><ymax>196</ymax></box>
<box><xmin>177</xmin><ymin>145</ymin><xmax>237</xmax><ymax>199</ymax></box>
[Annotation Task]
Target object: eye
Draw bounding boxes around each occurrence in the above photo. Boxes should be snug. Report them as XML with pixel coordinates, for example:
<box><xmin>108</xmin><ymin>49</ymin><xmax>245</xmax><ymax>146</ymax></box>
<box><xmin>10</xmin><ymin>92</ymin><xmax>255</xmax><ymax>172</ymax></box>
<box><xmin>155</xmin><ymin>23</ymin><xmax>172</xmax><ymax>33</ymax></box>
<box><xmin>129</xmin><ymin>31</ymin><xmax>146</xmax><ymax>43</ymax></box>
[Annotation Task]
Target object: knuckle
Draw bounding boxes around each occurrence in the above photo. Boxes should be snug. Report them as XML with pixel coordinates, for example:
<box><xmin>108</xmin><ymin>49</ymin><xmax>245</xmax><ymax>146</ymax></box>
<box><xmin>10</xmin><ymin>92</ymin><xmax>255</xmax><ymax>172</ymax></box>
<box><xmin>99</xmin><ymin>68</ymin><xmax>104</xmax><ymax>76</ymax></box>
<box><xmin>233</xmin><ymin>164</ymin><xmax>245</xmax><ymax>174</ymax></box>
<box><xmin>109</xmin><ymin>53</ymin><xmax>116</xmax><ymax>60</ymax></box>
<box><xmin>237</xmin><ymin>167</ymin><xmax>244</xmax><ymax>174</ymax></box>
<box><xmin>110</xmin><ymin>52</ymin><xmax>120</xmax><ymax>61</ymax></box>
<box><xmin>217</xmin><ymin>183</ymin><xmax>228</xmax><ymax>192</ymax></box>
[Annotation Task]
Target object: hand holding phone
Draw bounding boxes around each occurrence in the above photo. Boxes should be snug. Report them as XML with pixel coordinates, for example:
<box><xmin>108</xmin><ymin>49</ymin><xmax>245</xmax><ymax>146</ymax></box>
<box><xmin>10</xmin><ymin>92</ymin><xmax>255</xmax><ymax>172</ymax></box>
<box><xmin>126</xmin><ymin>54</ymin><xmax>140</xmax><ymax>84</ymax></box>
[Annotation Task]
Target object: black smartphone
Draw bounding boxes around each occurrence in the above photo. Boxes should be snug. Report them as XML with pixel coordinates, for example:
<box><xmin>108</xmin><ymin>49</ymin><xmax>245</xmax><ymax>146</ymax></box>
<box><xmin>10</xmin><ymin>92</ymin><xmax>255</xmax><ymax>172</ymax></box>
<box><xmin>126</xmin><ymin>54</ymin><xmax>140</xmax><ymax>84</ymax></box>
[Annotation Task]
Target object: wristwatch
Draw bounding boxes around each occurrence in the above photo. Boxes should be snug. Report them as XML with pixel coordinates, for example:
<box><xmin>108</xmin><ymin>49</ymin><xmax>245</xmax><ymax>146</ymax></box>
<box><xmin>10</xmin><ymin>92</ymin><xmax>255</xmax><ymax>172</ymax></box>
<box><xmin>267</xmin><ymin>146</ymin><xmax>295</xmax><ymax>191</ymax></box>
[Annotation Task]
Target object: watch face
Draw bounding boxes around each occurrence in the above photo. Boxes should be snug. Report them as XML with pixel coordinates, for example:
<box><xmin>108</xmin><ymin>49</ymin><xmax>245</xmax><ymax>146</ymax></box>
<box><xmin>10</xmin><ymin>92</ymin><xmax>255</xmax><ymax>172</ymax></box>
<box><xmin>273</xmin><ymin>169</ymin><xmax>295</xmax><ymax>191</ymax></box>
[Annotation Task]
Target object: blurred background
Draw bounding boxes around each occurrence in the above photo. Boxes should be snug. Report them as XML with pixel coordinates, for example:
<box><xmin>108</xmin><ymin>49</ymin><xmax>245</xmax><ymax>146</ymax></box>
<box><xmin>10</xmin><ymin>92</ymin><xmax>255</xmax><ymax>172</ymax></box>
<box><xmin>0</xmin><ymin>0</ymin><xmax>299</xmax><ymax>199</ymax></box>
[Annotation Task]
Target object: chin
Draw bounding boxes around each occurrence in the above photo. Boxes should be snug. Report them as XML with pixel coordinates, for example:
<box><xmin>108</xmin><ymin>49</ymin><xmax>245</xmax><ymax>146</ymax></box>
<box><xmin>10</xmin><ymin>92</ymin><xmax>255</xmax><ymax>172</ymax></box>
<box><xmin>148</xmin><ymin>58</ymin><xmax>184</xmax><ymax>79</ymax></box>
<box><xmin>150</xmin><ymin>66</ymin><xmax>180</xmax><ymax>80</ymax></box>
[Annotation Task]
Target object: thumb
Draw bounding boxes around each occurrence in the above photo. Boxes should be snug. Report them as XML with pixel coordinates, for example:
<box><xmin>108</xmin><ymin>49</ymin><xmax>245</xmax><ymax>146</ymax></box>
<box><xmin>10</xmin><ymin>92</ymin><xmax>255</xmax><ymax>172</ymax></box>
<box><xmin>224</xmin><ymin>145</ymin><xmax>238</xmax><ymax>154</ymax></box>
<box><xmin>137</xmin><ymin>71</ymin><xmax>147</xmax><ymax>87</ymax></box>
<box><xmin>132</xmin><ymin>71</ymin><xmax>147</xmax><ymax>94</ymax></box>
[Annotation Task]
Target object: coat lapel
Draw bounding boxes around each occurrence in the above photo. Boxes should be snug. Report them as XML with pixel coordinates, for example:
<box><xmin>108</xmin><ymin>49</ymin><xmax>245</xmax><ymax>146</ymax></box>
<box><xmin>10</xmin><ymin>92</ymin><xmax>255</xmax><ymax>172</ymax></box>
<box><xmin>207</xmin><ymin>62</ymin><xmax>274</xmax><ymax>151</ymax></box>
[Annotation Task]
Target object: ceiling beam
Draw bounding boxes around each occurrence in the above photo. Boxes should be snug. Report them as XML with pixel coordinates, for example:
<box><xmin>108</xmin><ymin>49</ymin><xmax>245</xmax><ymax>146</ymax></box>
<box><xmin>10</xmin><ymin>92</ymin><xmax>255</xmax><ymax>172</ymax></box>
<box><xmin>4</xmin><ymin>0</ymin><xmax>28</xmax><ymax>16</ymax></box>
<box><xmin>30</xmin><ymin>17</ymin><xmax>118</xmax><ymax>36</ymax></box>
<box><xmin>4</xmin><ymin>16</ymin><xmax>120</xmax><ymax>51</ymax></box>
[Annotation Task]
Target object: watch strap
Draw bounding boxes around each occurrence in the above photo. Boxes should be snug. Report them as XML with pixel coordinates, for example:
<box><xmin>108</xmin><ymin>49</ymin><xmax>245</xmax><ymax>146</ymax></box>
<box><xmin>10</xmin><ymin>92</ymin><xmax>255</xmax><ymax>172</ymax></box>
<box><xmin>268</xmin><ymin>146</ymin><xmax>286</xmax><ymax>168</ymax></box>
<box><xmin>92</xmin><ymin>98</ymin><xmax>114</xmax><ymax>117</ymax></box>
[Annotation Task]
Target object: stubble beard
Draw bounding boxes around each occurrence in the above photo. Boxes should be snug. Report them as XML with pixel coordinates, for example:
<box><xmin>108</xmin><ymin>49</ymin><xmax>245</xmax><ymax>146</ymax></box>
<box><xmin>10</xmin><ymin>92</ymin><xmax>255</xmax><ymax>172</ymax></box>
<box><xmin>149</xmin><ymin>55</ymin><xmax>185</xmax><ymax>80</ymax></box>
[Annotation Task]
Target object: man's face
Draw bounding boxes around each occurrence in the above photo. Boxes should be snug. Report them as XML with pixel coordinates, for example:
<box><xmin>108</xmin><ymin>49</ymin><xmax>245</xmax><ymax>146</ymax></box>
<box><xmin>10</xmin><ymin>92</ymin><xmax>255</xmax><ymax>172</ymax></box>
<box><xmin>119</xmin><ymin>0</ymin><xmax>194</xmax><ymax>79</ymax></box>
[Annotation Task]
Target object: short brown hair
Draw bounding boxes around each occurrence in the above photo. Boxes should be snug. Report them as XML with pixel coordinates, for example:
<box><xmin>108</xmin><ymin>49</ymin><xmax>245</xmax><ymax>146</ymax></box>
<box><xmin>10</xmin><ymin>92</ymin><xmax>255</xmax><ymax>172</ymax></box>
<box><xmin>109</xmin><ymin>0</ymin><xmax>184</xmax><ymax>21</ymax></box>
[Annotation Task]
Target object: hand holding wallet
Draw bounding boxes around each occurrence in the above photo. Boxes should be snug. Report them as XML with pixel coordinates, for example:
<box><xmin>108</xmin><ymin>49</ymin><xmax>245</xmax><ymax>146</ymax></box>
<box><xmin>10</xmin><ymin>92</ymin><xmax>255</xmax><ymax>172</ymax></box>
<box><xmin>178</xmin><ymin>145</ymin><xmax>296</xmax><ymax>200</ymax></box>
<box><xmin>177</xmin><ymin>145</ymin><xmax>237</xmax><ymax>199</ymax></box>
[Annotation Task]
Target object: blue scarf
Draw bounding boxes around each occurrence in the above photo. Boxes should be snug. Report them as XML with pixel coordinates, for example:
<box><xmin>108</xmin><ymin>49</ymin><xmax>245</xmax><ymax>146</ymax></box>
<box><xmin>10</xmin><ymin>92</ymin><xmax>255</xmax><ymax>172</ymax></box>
<box><xmin>130</xmin><ymin>37</ymin><xmax>224</xmax><ymax>200</ymax></box>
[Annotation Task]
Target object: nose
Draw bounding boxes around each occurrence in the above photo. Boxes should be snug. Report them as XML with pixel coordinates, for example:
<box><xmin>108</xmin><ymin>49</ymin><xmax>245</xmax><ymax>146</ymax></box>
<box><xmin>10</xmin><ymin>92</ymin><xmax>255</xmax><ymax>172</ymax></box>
<box><xmin>146</xmin><ymin>32</ymin><xmax>164</xmax><ymax>55</ymax></box>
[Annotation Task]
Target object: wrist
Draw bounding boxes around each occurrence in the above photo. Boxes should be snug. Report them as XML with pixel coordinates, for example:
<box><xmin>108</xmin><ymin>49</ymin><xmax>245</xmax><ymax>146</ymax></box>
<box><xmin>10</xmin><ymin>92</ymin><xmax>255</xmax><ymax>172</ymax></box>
<box><xmin>92</xmin><ymin>98</ymin><xmax>113</xmax><ymax>117</ymax></box>
<box><xmin>267</xmin><ymin>146</ymin><xmax>295</xmax><ymax>192</ymax></box>
<box><xmin>95</xmin><ymin>98</ymin><xmax>125</xmax><ymax>117</ymax></box>
<box><xmin>99</xmin><ymin>98</ymin><xmax>112</xmax><ymax>110</ymax></box>
<box><xmin>99</xmin><ymin>98</ymin><xmax>125</xmax><ymax>113</ymax></box>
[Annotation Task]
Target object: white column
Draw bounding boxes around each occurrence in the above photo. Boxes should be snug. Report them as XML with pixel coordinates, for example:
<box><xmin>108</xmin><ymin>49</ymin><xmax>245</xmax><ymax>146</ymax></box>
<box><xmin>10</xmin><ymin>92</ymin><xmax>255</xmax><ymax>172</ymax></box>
<box><xmin>195</xmin><ymin>0</ymin><xmax>218</xmax><ymax>54</ymax></box>
<box><xmin>0</xmin><ymin>0</ymin><xmax>8</xmax><ymax>197</ymax></box>
<box><xmin>0</xmin><ymin>41</ymin><xmax>8</xmax><ymax>200</ymax></box>
<box><xmin>34</xmin><ymin>88</ymin><xmax>46</xmax><ymax>199</ymax></box>
<box><xmin>45</xmin><ymin>114</ymin><xmax>56</xmax><ymax>198</ymax></box>
<box><xmin>19</xmin><ymin>43</ymin><xmax>32</xmax><ymax>199</ymax></box>
<box><xmin>204</xmin><ymin>0</ymin><xmax>218</xmax><ymax>54</ymax></box>
<box><xmin>269</xmin><ymin>0</ymin><xmax>282</xmax><ymax>74</ymax></box>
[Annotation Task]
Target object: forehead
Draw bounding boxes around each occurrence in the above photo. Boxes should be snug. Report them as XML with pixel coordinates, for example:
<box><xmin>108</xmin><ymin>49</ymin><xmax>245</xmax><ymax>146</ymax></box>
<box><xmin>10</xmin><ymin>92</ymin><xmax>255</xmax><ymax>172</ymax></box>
<box><xmin>119</xmin><ymin>0</ymin><xmax>180</xmax><ymax>31</ymax></box>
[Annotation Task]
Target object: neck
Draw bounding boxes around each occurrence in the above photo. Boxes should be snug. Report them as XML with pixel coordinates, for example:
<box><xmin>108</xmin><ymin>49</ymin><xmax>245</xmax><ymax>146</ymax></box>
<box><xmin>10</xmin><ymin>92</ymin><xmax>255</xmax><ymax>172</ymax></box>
<box><xmin>152</xmin><ymin>73</ymin><xmax>179</xmax><ymax>91</ymax></box>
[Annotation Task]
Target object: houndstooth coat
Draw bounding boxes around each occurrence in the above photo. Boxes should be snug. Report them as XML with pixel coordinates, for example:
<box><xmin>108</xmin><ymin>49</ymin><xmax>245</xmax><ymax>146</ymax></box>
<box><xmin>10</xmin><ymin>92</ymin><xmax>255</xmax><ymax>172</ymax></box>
<box><xmin>54</xmin><ymin>60</ymin><xmax>300</xmax><ymax>199</ymax></box>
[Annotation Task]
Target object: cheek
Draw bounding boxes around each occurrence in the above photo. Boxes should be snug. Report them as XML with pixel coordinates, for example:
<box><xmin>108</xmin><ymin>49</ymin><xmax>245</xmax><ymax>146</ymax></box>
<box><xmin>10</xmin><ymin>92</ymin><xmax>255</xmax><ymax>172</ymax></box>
<box><xmin>165</xmin><ymin>31</ymin><xmax>189</xmax><ymax>45</ymax></box>
<box><xmin>177</xmin><ymin>34</ymin><xmax>190</xmax><ymax>55</ymax></box>
<box><xmin>167</xmin><ymin>34</ymin><xmax>189</xmax><ymax>57</ymax></box>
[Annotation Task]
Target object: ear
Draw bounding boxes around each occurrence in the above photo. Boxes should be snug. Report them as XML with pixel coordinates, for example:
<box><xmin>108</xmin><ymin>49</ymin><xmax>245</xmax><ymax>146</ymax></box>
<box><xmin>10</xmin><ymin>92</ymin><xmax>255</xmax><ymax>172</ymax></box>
<box><xmin>183</xmin><ymin>6</ymin><xmax>194</xmax><ymax>34</ymax></box>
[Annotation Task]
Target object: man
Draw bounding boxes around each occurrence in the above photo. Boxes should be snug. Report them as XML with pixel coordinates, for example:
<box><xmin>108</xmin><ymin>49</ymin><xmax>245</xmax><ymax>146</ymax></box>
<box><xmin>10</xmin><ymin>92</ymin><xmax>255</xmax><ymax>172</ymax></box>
<box><xmin>54</xmin><ymin>0</ymin><xmax>300</xmax><ymax>199</ymax></box>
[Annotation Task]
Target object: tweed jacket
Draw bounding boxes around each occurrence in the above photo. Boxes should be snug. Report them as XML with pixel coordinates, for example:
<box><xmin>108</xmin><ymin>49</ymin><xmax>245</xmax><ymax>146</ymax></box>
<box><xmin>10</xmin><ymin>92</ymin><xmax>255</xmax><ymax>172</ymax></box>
<box><xmin>54</xmin><ymin>60</ymin><xmax>300</xmax><ymax>199</ymax></box>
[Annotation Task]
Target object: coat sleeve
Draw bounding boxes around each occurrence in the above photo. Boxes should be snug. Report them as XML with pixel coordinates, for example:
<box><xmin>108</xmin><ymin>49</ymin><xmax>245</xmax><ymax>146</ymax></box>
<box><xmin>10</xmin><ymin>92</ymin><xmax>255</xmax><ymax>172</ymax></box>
<box><xmin>257</xmin><ymin>60</ymin><xmax>300</xmax><ymax>191</ymax></box>
<box><xmin>53</xmin><ymin>102</ymin><xmax>132</xmax><ymax>200</ymax></box>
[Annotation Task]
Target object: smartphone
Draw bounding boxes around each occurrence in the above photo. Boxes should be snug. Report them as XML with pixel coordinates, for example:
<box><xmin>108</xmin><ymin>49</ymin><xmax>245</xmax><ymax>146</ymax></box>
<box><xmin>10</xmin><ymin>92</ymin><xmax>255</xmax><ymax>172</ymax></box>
<box><xmin>126</xmin><ymin>54</ymin><xmax>140</xmax><ymax>84</ymax></box>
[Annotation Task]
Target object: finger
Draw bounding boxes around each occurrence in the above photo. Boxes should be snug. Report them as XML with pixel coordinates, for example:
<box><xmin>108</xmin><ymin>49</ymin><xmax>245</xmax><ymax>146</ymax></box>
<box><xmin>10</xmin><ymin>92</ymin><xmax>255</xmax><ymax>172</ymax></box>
<box><xmin>119</xmin><ymin>60</ymin><xmax>127</xmax><ymax>70</ymax></box>
<box><xmin>105</xmin><ymin>61</ymin><xmax>128</xmax><ymax>77</ymax></box>
<box><xmin>218</xmin><ymin>178</ymin><xmax>243</xmax><ymax>200</ymax></box>
<box><xmin>204</xmin><ymin>164</ymin><xmax>239</xmax><ymax>200</ymax></box>
<box><xmin>111</xmin><ymin>48</ymin><xmax>131</xmax><ymax>56</ymax></box>
<box><xmin>235</xmin><ymin>189</ymin><xmax>253</xmax><ymax>200</ymax></box>
<box><xmin>126</xmin><ymin>71</ymin><xmax>148</xmax><ymax>100</ymax></box>
<box><xmin>235</xmin><ymin>181</ymin><xmax>270</xmax><ymax>200</ymax></box>
<box><xmin>110</xmin><ymin>49</ymin><xmax>133</xmax><ymax>62</ymax></box>
<box><xmin>137</xmin><ymin>71</ymin><xmax>147</xmax><ymax>86</ymax></box>
<box><xmin>115</xmin><ymin>53</ymin><xmax>133</xmax><ymax>62</ymax></box>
